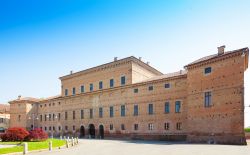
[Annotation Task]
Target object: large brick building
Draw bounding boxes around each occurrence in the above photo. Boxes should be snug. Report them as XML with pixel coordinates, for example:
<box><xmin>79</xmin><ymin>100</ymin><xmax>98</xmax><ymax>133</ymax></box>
<box><xmin>0</xmin><ymin>104</ymin><xmax>10</xmax><ymax>133</ymax></box>
<box><xmin>9</xmin><ymin>46</ymin><xmax>249</xmax><ymax>145</ymax></box>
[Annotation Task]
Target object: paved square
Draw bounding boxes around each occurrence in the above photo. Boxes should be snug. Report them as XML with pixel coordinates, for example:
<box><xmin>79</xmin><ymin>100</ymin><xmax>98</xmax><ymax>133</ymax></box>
<box><xmin>30</xmin><ymin>139</ymin><xmax>250</xmax><ymax>155</ymax></box>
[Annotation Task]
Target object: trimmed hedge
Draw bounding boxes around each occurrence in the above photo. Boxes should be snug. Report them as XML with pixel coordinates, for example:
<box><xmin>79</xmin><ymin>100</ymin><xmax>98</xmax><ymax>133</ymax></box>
<box><xmin>26</xmin><ymin>128</ymin><xmax>48</xmax><ymax>141</ymax></box>
<box><xmin>1</xmin><ymin>127</ymin><xmax>29</xmax><ymax>141</ymax></box>
<box><xmin>0</xmin><ymin>127</ymin><xmax>48</xmax><ymax>142</ymax></box>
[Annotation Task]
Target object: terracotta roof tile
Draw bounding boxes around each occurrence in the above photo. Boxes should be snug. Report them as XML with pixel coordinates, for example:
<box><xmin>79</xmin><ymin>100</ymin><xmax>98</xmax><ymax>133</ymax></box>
<box><xmin>186</xmin><ymin>47</ymin><xmax>248</xmax><ymax>67</ymax></box>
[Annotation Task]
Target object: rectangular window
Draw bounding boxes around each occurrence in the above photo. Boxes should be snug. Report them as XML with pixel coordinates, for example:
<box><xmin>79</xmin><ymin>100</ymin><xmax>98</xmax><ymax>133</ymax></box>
<box><xmin>58</xmin><ymin>126</ymin><xmax>61</xmax><ymax>131</ymax></box>
<box><xmin>204</xmin><ymin>67</ymin><xmax>212</xmax><ymax>74</ymax></box>
<box><xmin>73</xmin><ymin>111</ymin><xmax>75</xmax><ymax>120</ymax></box>
<box><xmin>165</xmin><ymin>102</ymin><xmax>170</xmax><ymax>113</ymax></box>
<box><xmin>72</xmin><ymin>87</ymin><xmax>76</xmax><ymax>95</ymax></box>
<box><xmin>49</xmin><ymin>114</ymin><xmax>51</xmax><ymax>121</ymax></box>
<box><xmin>18</xmin><ymin>115</ymin><xmax>21</xmax><ymax>121</ymax></box>
<box><xmin>110</xmin><ymin>79</ymin><xmax>114</xmax><ymax>88</ymax></box>
<box><xmin>65</xmin><ymin>126</ymin><xmax>68</xmax><ymax>130</ymax></box>
<box><xmin>164</xmin><ymin>123</ymin><xmax>170</xmax><ymax>130</ymax></box>
<box><xmin>121</xmin><ymin>105</ymin><xmax>126</xmax><ymax>117</ymax></box>
<box><xmin>110</xmin><ymin>124</ymin><xmax>113</xmax><ymax>130</ymax></box>
<box><xmin>121</xmin><ymin>124</ymin><xmax>125</xmax><ymax>130</ymax></box>
<box><xmin>134</xmin><ymin>105</ymin><xmax>139</xmax><ymax>116</ymax></box>
<box><xmin>65</xmin><ymin>111</ymin><xmax>68</xmax><ymax>120</ymax></box>
<box><xmin>90</xmin><ymin>84</ymin><xmax>93</xmax><ymax>91</ymax></box>
<box><xmin>40</xmin><ymin>115</ymin><xmax>42</xmax><ymax>122</ymax></box>
<box><xmin>134</xmin><ymin>88</ymin><xmax>138</xmax><ymax>93</ymax></box>
<box><xmin>175</xmin><ymin>101</ymin><xmax>181</xmax><ymax>113</ymax></box>
<box><xmin>73</xmin><ymin>125</ymin><xmax>75</xmax><ymax>131</ymax></box>
<box><xmin>58</xmin><ymin>113</ymin><xmax>61</xmax><ymax>120</ymax></box>
<box><xmin>90</xmin><ymin>109</ymin><xmax>93</xmax><ymax>119</ymax></box>
<box><xmin>121</xmin><ymin>76</ymin><xmax>126</xmax><ymax>85</ymax></box>
<box><xmin>45</xmin><ymin>127</ymin><xmax>47</xmax><ymax>131</ymax></box>
<box><xmin>134</xmin><ymin>124</ymin><xmax>139</xmax><ymax>131</ymax></box>
<box><xmin>52</xmin><ymin>113</ymin><xmax>55</xmax><ymax>121</ymax></box>
<box><xmin>165</xmin><ymin>83</ymin><xmax>170</xmax><ymax>89</ymax></box>
<box><xmin>148</xmin><ymin>123</ymin><xmax>154</xmax><ymax>130</ymax></box>
<box><xmin>176</xmin><ymin>122</ymin><xmax>182</xmax><ymax>130</ymax></box>
<box><xmin>81</xmin><ymin>85</ymin><xmax>85</xmax><ymax>93</ymax></box>
<box><xmin>65</xmin><ymin>89</ymin><xmax>68</xmax><ymax>96</ymax></box>
<box><xmin>148</xmin><ymin>104</ymin><xmax>153</xmax><ymax>115</ymax></box>
<box><xmin>110</xmin><ymin>106</ymin><xmax>114</xmax><ymax>117</ymax></box>
<box><xmin>99</xmin><ymin>81</ymin><xmax>103</xmax><ymax>89</ymax></box>
<box><xmin>204</xmin><ymin>91</ymin><xmax>212</xmax><ymax>107</ymax></box>
<box><xmin>99</xmin><ymin>107</ymin><xmax>103</xmax><ymax>118</ymax></box>
<box><xmin>44</xmin><ymin>114</ymin><xmax>47</xmax><ymax>121</ymax></box>
<box><xmin>81</xmin><ymin>110</ymin><xmax>84</xmax><ymax>119</ymax></box>
<box><xmin>148</xmin><ymin>86</ymin><xmax>154</xmax><ymax>91</ymax></box>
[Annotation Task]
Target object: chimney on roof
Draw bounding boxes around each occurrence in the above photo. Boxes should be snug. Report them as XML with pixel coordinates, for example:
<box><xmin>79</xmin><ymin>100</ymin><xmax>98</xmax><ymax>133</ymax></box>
<box><xmin>18</xmin><ymin>95</ymin><xmax>21</xmax><ymax>100</ymax></box>
<box><xmin>217</xmin><ymin>45</ymin><xmax>225</xmax><ymax>55</ymax></box>
<box><xmin>139</xmin><ymin>57</ymin><xmax>142</xmax><ymax>61</ymax></box>
<box><xmin>70</xmin><ymin>70</ymin><xmax>73</xmax><ymax>75</ymax></box>
<box><xmin>114</xmin><ymin>57</ymin><xmax>118</xmax><ymax>61</ymax></box>
<box><xmin>146</xmin><ymin>61</ymin><xmax>150</xmax><ymax>65</ymax></box>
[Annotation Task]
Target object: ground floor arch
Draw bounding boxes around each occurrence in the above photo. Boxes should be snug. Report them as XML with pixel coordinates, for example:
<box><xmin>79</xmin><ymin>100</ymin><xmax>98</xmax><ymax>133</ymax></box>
<box><xmin>80</xmin><ymin>125</ymin><xmax>85</xmax><ymax>138</ymax></box>
<box><xmin>88</xmin><ymin>124</ymin><xmax>95</xmax><ymax>138</ymax></box>
<box><xmin>99</xmin><ymin>124</ymin><xmax>104</xmax><ymax>139</ymax></box>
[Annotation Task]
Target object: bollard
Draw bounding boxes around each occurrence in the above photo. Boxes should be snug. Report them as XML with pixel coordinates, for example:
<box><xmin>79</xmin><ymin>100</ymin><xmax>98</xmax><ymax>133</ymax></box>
<box><xmin>23</xmin><ymin>142</ymin><xmax>28</xmax><ymax>155</ymax></box>
<box><xmin>60</xmin><ymin>135</ymin><xmax>62</xmax><ymax>140</ymax></box>
<box><xmin>66</xmin><ymin>139</ymin><xmax>69</xmax><ymax>148</ymax></box>
<box><xmin>74</xmin><ymin>138</ymin><xmax>77</xmax><ymax>145</ymax></box>
<box><xmin>64</xmin><ymin>136</ymin><xmax>66</xmax><ymax>140</ymax></box>
<box><xmin>71</xmin><ymin>137</ymin><xmax>74</xmax><ymax>146</ymax></box>
<box><xmin>49</xmin><ymin>141</ymin><xmax>53</xmax><ymax>151</ymax></box>
<box><xmin>76</xmin><ymin>137</ymin><xmax>78</xmax><ymax>144</ymax></box>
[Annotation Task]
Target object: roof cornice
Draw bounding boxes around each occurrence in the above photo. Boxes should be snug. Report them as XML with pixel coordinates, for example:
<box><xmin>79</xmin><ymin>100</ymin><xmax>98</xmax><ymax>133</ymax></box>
<box><xmin>40</xmin><ymin>73</ymin><xmax>187</xmax><ymax>103</ymax></box>
<box><xmin>59</xmin><ymin>56</ymin><xmax>162</xmax><ymax>81</ymax></box>
<box><xmin>185</xmin><ymin>48</ymin><xmax>248</xmax><ymax>70</ymax></box>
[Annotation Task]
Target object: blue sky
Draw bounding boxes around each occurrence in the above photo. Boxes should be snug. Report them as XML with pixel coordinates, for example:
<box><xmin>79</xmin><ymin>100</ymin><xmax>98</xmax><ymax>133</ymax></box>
<box><xmin>0</xmin><ymin>0</ymin><xmax>250</xmax><ymax>126</ymax></box>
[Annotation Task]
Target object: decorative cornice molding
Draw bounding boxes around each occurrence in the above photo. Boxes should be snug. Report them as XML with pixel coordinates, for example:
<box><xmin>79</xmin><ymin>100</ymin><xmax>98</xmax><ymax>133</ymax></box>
<box><xmin>59</xmin><ymin>56</ymin><xmax>163</xmax><ymax>81</ymax></box>
<box><xmin>40</xmin><ymin>74</ymin><xmax>187</xmax><ymax>104</ymax></box>
<box><xmin>185</xmin><ymin>50</ymin><xmax>245</xmax><ymax>70</ymax></box>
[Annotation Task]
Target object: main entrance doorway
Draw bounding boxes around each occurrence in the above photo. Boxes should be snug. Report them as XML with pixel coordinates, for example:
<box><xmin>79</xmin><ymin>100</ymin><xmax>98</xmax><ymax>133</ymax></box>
<box><xmin>80</xmin><ymin>126</ymin><xmax>85</xmax><ymax>138</ymax></box>
<box><xmin>99</xmin><ymin>125</ymin><xmax>104</xmax><ymax>139</ymax></box>
<box><xmin>88</xmin><ymin>124</ymin><xmax>95</xmax><ymax>138</ymax></box>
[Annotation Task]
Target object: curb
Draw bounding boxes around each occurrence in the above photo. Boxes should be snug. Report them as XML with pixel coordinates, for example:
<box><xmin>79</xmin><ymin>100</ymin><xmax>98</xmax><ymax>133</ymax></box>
<box><xmin>2</xmin><ymin>144</ymin><xmax>69</xmax><ymax>155</ymax></box>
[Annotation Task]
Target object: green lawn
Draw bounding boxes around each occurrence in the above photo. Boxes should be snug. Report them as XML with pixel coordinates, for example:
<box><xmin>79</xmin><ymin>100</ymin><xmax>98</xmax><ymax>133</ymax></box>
<box><xmin>0</xmin><ymin>139</ymin><xmax>66</xmax><ymax>154</ymax></box>
<box><xmin>245</xmin><ymin>128</ymin><xmax>250</xmax><ymax>132</ymax></box>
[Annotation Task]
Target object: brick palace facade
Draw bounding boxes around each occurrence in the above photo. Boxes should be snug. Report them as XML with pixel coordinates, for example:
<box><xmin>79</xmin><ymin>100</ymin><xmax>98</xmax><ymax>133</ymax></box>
<box><xmin>9</xmin><ymin>46</ymin><xmax>249</xmax><ymax>145</ymax></box>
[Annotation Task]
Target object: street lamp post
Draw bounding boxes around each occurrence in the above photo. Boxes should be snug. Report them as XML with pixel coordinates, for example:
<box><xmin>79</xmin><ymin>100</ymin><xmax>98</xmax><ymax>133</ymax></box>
<box><xmin>46</xmin><ymin>114</ymin><xmax>58</xmax><ymax>138</ymax></box>
<box><xmin>52</xmin><ymin>115</ymin><xmax>58</xmax><ymax>139</ymax></box>
<box><xmin>28</xmin><ymin>114</ymin><xmax>38</xmax><ymax>130</ymax></box>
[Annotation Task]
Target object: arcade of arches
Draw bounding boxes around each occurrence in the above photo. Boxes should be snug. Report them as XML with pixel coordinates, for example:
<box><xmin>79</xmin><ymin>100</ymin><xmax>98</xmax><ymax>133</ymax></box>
<box><xmin>80</xmin><ymin>124</ymin><xmax>104</xmax><ymax>139</ymax></box>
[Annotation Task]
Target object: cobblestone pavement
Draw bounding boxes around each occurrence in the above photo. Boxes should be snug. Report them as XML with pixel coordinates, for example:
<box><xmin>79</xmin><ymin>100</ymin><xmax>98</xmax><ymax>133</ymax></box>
<box><xmin>30</xmin><ymin>139</ymin><xmax>250</xmax><ymax>155</ymax></box>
